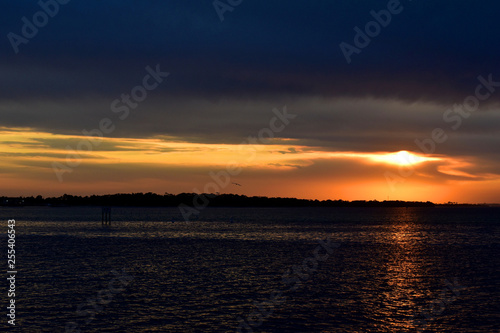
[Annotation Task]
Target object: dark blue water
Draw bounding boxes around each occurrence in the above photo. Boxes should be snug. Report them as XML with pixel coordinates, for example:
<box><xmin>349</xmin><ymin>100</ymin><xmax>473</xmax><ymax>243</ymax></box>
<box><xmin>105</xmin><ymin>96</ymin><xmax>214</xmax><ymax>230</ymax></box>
<box><xmin>1</xmin><ymin>206</ymin><xmax>499</xmax><ymax>332</ymax></box>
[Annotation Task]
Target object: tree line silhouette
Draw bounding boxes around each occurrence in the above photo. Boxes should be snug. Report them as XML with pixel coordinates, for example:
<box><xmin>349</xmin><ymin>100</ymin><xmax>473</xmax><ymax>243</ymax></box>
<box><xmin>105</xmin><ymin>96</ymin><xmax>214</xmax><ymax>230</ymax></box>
<box><xmin>0</xmin><ymin>192</ymin><xmax>437</xmax><ymax>207</ymax></box>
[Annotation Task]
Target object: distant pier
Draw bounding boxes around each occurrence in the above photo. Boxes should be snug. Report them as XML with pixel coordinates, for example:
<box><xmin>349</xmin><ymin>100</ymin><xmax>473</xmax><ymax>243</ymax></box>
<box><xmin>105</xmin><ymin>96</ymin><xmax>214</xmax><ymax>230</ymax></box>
<box><xmin>102</xmin><ymin>207</ymin><xmax>111</xmax><ymax>226</ymax></box>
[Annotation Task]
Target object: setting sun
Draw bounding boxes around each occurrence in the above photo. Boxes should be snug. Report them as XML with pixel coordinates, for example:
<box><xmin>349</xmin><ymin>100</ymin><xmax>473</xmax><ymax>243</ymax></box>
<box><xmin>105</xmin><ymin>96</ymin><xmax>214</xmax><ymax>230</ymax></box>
<box><xmin>371</xmin><ymin>150</ymin><xmax>438</xmax><ymax>166</ymax></box>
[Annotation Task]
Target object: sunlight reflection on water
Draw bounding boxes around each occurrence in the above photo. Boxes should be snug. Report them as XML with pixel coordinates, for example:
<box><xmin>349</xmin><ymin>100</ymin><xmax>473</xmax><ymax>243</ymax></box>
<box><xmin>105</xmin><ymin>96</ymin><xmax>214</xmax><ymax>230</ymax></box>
<box><xmin>0</xmin><ymin>206</ymin><xmax>498</xmax><ymax>332</ymax></box>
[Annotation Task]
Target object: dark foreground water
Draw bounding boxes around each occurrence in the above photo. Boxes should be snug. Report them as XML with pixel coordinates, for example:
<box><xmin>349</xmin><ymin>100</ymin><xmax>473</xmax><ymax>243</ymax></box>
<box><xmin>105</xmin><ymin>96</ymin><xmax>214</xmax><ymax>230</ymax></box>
<box><xmin>0</xmin><ymin>206</ymin><xmax>499</xmax><ymax>332</ymax></box>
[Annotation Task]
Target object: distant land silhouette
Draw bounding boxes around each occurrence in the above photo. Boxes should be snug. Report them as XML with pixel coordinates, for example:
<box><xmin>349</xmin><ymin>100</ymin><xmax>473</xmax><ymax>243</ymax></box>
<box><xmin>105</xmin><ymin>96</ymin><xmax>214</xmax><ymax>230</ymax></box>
<box><xmin>0</xmin><ymin>193</ymin><xmax>489</xmax><ymax>207</ymax></box>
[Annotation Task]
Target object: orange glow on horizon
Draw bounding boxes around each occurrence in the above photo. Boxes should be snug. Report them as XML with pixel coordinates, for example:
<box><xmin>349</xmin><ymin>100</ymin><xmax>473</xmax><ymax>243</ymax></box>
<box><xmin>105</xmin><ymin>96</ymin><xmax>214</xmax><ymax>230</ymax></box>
<box><xmin>0</xmin><ymin>127</ymin><xmax>498</xmax><ymax>203</ymax></box>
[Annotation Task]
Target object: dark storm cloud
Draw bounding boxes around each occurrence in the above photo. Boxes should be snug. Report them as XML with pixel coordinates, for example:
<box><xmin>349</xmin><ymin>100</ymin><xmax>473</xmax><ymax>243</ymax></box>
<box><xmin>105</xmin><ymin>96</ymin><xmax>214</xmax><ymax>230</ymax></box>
<box><xmin>2</xmin><ymin>0</ymin><xmax>500</xmax><ymax>101</ymax></box>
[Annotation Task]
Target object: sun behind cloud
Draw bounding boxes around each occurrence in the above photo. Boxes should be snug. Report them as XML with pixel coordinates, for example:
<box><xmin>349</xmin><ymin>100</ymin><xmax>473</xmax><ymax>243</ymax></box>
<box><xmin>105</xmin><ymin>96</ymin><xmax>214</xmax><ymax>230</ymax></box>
<box><xmin>370</xmin><ymin>150</ymin><xmax>439</xmax><ymax>166</ymax></box>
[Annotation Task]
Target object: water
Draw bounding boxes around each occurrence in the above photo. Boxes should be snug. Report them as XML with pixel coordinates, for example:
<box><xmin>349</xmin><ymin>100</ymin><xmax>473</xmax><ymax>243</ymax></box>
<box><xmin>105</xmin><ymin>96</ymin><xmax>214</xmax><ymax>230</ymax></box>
<box><xmin>0</xmin><ymin>206</ymin><xmax>498</xmax><ymax>332</ymax></box>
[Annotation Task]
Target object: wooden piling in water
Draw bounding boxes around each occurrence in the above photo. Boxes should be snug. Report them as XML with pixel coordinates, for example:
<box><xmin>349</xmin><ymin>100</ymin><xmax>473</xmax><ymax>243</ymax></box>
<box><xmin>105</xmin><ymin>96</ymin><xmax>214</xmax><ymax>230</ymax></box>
<box><xmin>102</xmin><ymin>207</ymin><xmax>111</xmax><ymax>226</ymax></box>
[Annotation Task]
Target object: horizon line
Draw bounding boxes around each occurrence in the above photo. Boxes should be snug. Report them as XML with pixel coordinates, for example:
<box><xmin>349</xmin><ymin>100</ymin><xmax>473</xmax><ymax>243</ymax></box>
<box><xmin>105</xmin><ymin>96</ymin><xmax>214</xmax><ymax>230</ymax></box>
<box><xmin>1</xmin><ymin>192</ymin><xmax>497</xmax><ymax>206</ymax></box>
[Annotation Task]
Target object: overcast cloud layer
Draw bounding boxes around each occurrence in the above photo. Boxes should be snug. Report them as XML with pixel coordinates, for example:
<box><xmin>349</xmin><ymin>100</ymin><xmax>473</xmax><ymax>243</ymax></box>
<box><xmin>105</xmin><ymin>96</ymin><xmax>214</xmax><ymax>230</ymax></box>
<box><xmin>2</xmin><ymin>1</ymin><xmax>500</xmax><ymax>116</ymax></box>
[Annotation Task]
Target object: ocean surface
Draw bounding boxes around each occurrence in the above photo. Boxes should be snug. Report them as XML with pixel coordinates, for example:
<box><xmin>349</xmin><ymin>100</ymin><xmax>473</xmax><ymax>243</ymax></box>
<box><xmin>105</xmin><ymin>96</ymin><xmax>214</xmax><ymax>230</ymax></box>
<box><xmin>0</xmin><ymin>206</ymin><xmax>498</xmax><ymax>332</ymax></box>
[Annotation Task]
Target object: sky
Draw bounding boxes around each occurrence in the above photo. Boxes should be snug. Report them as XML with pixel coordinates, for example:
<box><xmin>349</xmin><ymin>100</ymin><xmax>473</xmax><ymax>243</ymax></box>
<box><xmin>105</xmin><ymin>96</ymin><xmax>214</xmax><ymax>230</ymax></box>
<box><xmin>0</xmin><ymin>0</ymin><xmax>499</xmax><ymax>203</ymax></box>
